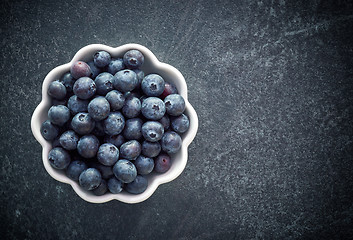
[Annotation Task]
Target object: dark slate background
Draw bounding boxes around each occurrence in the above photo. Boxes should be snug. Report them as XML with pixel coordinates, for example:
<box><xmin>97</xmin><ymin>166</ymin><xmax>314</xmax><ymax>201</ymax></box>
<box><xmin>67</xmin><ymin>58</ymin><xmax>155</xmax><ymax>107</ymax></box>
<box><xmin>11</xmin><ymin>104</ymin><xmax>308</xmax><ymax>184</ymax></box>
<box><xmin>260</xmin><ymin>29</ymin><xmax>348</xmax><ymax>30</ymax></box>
<box><xmin>1</xmin><ymin>0</ymin><xmax>353</xmax><ymax>239</ymax></box>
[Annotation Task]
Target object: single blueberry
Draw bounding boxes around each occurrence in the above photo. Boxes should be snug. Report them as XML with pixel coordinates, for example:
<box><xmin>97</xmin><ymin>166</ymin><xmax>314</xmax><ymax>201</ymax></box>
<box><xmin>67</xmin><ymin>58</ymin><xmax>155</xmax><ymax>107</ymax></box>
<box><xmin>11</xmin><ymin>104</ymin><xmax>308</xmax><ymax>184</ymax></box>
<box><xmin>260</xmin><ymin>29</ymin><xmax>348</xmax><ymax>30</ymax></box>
<box><xmin>120</xmin><ymin>140</ymin><xmax>141</xmax><ymax>160</ymax></box>
<box><xmin>88</xmin><ymin>96</ymin><xmax>110</xmax><ymax>121</ymax></box>
<box><xmin>141</xmin><ymin>121</ymin><xmax>164</xmax><ymax>142</ymax></box>
<box><xmin>94</xmin><ymin>51</ymin><xmax>111</xmax><ymax>68</ymax></box>
<box><xmin>105</xmin><ymin>90</ymin><xmax>125</xmax><ymax>111</ymax></box>
<box><xmin>41</xmin><ymin>120</ymin><xmax>59</xmax><ymax>140</ymax></box>
<box><xmin>141</xmin><ymin>141</ymin><xmax>161</xmax><ymax>158</ymax></box>
<box><xmin>48</xmin><ymin>147</ymin><xmax>71</xmax><ymax>169</ymax></box>
<box><xmin>97</xmin><ymin>143</ymin><xmax>119</xmax><ymax>166</ymax></box>
<box><xmin>66</xmin><ymin>160</ymin><xmax>88</xmax><ymax>181</ymax></box>
<box><xmin>48</xmin><ymin>80</ymin><xmax>67</xmax><ymax>100</ymax></box>
<box><xmin>113</xmin><ymin>159</ymin><xmax>137</xmax><ymax>183</ymax></box>
<box><xmin>141</xmin><ymin>74</ymin><xmax>165</xmax><ymax>97</ymax></box>
<box><xmin>103</xmin><ymin>112</ymin><xmax>125</xmax><ymax>136</ymax></box>
<box><xmin>92</xmin><ymin>179</ymin><xmax>108</xmax><ymax>196</ymax></box>
<box><xmin>59</xmin><ymin>130</ymin><xmax>79</xmax><ymax>150</ymax></box>
<box><xmin>160</xmin><ymin>81</ymin><xmax>178</xmax><ymax>99</ymax></box>
<box><xmin>123</xmin><ymin>49</ymin><xmax>144</xmax><ymax>69</ymax></box>
<box><xmin>154</xmin><ymin>152</ymin><xmax>172</xmax><ymax>173</ymax></box>
<box><xmin>122</xmin><ymin>96</ymin><xmax>141</xmax><ymax>118</ymax></box>
<box><xmin>125</xmin><ymin>175</ymin><xmax>148</xmax><ymax>194</ymax></box>
<box><xmin>79</xmin><ymin>168</ymin><xmax>102</xmax><ymax>190</ymax></box>
<box><xmin>123</xmin><ymin>118</ymin><xmax>143</xmax><ymax>140</ymax></box>
<box><xmin>104</xmin><ymin>134</ymin><xmax>125</xmax><ymax>148</ymax></box>
<box><xmin>48</xmin><ymin>105</ymin><xmax>70</xmax><ymax>126</ymax></box>
<box><xmin>71</xmin><ymin>112</ymin><xmax>95</xmax><ymax>135</ymax></box>
<box><xmin>107</xmin><ymin>58</ymin><xmax>125</xmax><ymax>75</ymax></box>
<box><xmin>60</xmin><ymin>72</ymin><xmax>76</xmax><ymax>94</ymax></box>
<box><xmin>70</xmin><ymin>61</ymin><xmax>92</xmax><ymax>79</ymax></box>
<box><xmin>164</xmin><ymin>94</ymin><xmax>185</xmax><ymax>116</ymax></box>
<box><xmin>77</xmin><ymin>134</ymin><xmax>100</xmax><ymax>158</ymax></box>
<box><xmin>141</xmin><ymin>97</ymin><xmax>166</xmax><ymax>120</ymax></box>
<box><xmin>134</xmin><ymin>155</ymin><xmax>154</xmax><ymax>175</ymax></box>
<box><xmin>94</xmin><ymin>72</ymin><xmax>114</xmax><ymax>95</ymax></box>
<box><xmin>171</xmin><ymin>114</ymin><xmax>190</xmax><ymax>134</ymax></box>
<box><xmin>114</xmin><ymin>69</ymin><xmax>138</xmax><ymax>92</ymax></box>
<box><xmin>107</xmin><ymin>177</ymin><xmax>123</xmax><ymax>194</ymax></box>
<box><xmin>67</xmin><ymin>95</ymin><xmax>89</xmax><ymax>115</ymax></box>
<box><xmin>161</xmin><ymin>131</ymin><xmax>182</xmax><ymax>154</ymax></box>
<box><xmin>73</xmin><ymin>77</ymin><xmax>96</xmax><ymax>100</ymax></box>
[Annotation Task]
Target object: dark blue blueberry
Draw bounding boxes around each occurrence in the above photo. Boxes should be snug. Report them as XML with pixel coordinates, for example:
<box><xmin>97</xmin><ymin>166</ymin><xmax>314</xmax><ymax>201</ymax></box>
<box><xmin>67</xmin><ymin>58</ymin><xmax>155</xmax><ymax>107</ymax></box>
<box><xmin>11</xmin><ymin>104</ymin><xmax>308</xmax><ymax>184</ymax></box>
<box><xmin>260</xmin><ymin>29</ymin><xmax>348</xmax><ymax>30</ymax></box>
<box><xmin>87</xmin><ymin>61</ymin><xmax>102</xmax><ymax>79</ymax></box>
<box><xmin>97</xmin><ymin>143</ymin><xmax>119</xmax><ymax>166</ymax></box>
<box><xmin>92</xmin><ymin>120</ymin><xmax>105</xmax><ymax>137</ymax></box>
<box><xmin>94</xmin><ymin>72</ymin><xmax>114</xmax><ymax>95</ymax></box>
<box><xmin>123</xmin><ymin>118</ymin><xmax>143</xmax><ymax>140</ymax></box>
<box><xmin>171</xmin><ymin>114</ymin><xmax>190</xmax><ymax>134</ymax></box>
<box><xmin>89</xmin><ymin>162</ymin><xmax>114</xmax><ymax>179</ymax></box>
<box><xmin>122</xmin><ymin>97</ymin><xmax>141</xmax><ymax>118</ymax></box>
<box><xmin>48</xmin><ymin>147</ymin><xmax>71</xmax><ymax>170</ymax></box>
<box><xmin>103</xmin><ymin>112</ymin><xmax>125</xmax><ymax>135</ymax></box>
<box><xmin>70</xmin><ymin>61</ymin><xmax>92</xmax><ymax>79</ymax></box>
<box><xmin>107</xmin><ymin>177</ymin><xmax>123</xmax><ymax>194</ymax></box>
<box><xmin>141</xmin><ymin>74</ymin><xmax>165</xmax><ymax>97</ymax></box>
<box><xmin>79</xmin><ymin>168</ymin><xmax>102</xmax><ymax>190</ymax></box>
<box><xmin>71</xmin><ymin>113</ymin><xmax>95</xmax><ymax>135</ymax></box>
<box><xmin>104</xmin><ymin>134</ymin><xmax>125</xmax><ymax>148</ymax></box>
<box><xmin>94</xmin><ymin>51</ymin><xmax>111</xmax><ymax>68</ymax></box>
<box><xmin>67</xmin><ymin>95</ymin><xmax>89</xmax><ymax>115</ymax></box>
<box><xmin>93</xmin><ymin>179</ymin><xmax>108</xmax><ymax>196</ymax></box>
<box><xmin>41</xmin><ymin>120</ymin><xmax>59</xmax><ymax>140</ymax></box>
<box><xmin>160</xmin><ymin>81</ymin><xmax>178</xmax><ymax>99</ymax></box>
<box><xmin>161</xmin><ymin>131</ymin><xmax>182</xmax><ymax>154</ymax></box>
<box><xmin>48</xmin><ymin>105</ymin><xmax>70</xmax><ymax>126</ymax></box>
<box><xmin>105</xmin><ymin>90</ymin><xmax>125</xmax><ymax>111</ymax></box>
<box><xmin>141</xmin><ymin>141</ymin><xmax>161</xmax><ymax>158</ymax></box>
<box><xmin>113</xmin><ymin>159</ymin><xmax>137</xmax><ymax>183</ymax></box>
<box><xmin>114</xmin><ymin>69</ymin><xmax>138</xmax><ymax>92</ymax></box>
<box><xmin>158</xmin><ymin>115</ymin><xmax>170</xmax><ymax>131</ymax></box>
<box><xmin>123</xmin><ymin>50</ymin><xmax>144</xmax><ymax>69</ymax></box>
<box><xmin>133</xmin><ymin>69</ymin><xmax>145</xmax><ymax>88</ymax></box>
<box><xmin>134</xmin><ymin>155</ymin><xmax>154</xmax><ymax>175</ymax></box>
<box><xmin>73</xmin><ymin>77</ymin><xmax>96</xmax><ymax>100</ymax></box>
<box><xmin>120</xmin><ymin>140</ymin><xmax>141</xmax><ymax>160</ymax></box>
<box><xmin>60</xmin><ymin>72</ymin><xmax>76</xmax><ymax>94</ymax></box>
<box><xmin>66</xmin><ymin>160</ymin><xmax>88</xmax><ymax>181</ymax></box>
<box><xmin>77</xmin><ymin>134</ymin><xmax>99</xmax><ymax>158</ymax></box>
<box><xmin>125</xmin><ymin>175</ymin><xmax>148</xmax><ymax>194</ymax></box>
<box><xmin>107</xmin><ymin>58</ymin><xmax>125</xmax><ymax>75</ymax></box>
<box><xmin>154</xmin><ymin>152</ymin><xmax>172</xmax><ymax>173</ymax></box>
<box><xmin>142</xmin><ymin>121</ymin><xmax>164</xmax><ymax>142</ymax></box>
<box><xmin>59</xmin><ymin>130</ymin><xmax>79</xmax><ymax>150</ymax></box>
<box><xmin>48</xmin><ymin>80</ymin><xmax>67</xmax><ymax>100</ymax></box>
<box><xmin>164</xmin><ymin>94</ymin><xmax>185</xmax><ymax>116</ymax></box>
<box><xmin>88</xmin><ymin>96</ymin><xmax>110</xmax><ymax>121</ymax></box>
<box><xmin>141</xmin><ymin>97</ymin><xmax>166</xmax><ymax>120</ymax></box>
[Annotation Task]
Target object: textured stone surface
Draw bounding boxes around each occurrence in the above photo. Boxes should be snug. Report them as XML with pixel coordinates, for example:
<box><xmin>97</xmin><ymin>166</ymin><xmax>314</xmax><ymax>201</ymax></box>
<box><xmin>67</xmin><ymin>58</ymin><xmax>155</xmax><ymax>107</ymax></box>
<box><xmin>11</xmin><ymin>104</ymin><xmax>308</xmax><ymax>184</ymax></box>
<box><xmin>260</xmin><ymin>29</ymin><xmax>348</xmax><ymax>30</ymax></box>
<box><xmin>1</xmin><ymin>0</ymin><xmax>353</xmax><ymax>239</ymax></box>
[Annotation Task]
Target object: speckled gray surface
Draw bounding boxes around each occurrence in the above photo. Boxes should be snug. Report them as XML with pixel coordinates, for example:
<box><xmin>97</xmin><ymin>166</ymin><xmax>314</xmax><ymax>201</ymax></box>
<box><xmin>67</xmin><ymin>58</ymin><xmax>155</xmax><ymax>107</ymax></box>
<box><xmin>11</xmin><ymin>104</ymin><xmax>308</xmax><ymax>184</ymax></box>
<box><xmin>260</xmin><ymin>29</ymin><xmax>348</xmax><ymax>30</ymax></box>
<box><xmin>1</xmin><ymin>0</ymin><xmax>353</xmax><ymax>239</ymax></box>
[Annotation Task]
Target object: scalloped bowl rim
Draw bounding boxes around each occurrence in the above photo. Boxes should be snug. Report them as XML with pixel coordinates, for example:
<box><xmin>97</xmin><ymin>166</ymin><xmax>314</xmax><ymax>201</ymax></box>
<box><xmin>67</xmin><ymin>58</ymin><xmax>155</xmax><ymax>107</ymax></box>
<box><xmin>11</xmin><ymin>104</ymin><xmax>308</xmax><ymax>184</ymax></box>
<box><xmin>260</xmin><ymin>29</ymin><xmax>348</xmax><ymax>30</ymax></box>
<box><xmin>31</xmin><ymin>43</ymin><xmax>198</xmax><ymax>204</ymax></box>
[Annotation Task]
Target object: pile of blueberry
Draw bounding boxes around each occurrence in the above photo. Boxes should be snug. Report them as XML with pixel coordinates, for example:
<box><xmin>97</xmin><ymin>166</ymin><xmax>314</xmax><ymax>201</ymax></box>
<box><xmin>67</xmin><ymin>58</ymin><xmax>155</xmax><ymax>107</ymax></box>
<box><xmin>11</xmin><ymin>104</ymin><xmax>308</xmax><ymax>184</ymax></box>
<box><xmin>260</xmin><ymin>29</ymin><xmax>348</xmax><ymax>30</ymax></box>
<box><xmin>40</xmin><ymin>49</ymin><xmax>190</xmax><ymax>195</ymax></box>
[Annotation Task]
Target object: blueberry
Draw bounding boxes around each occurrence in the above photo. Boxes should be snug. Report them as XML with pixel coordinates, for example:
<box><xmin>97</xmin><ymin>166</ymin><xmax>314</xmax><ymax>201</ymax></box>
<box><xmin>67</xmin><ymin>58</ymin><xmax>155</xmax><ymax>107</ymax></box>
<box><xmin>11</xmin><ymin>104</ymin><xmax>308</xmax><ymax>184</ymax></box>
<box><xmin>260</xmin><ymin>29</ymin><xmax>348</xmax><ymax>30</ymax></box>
<box><xmin>123</xmin><ymin>118</ymin><xmax>143</xmax><ymax>140</ymax></box>
<box><xmin>88</xmin><ymin>96</ymin><xmax>110</xmax><ymax>121</ymax></box>
<box><xmin>89</xmin><ymin>162</ymin><xmax>114</xmax><ymax>179</ymax></box>
<box><xmin>70</xmin><ymin>61</ymin><xmax>92</xmax><ymax>79</ymax></box>
<box><xmin>94</xmin><ymin>72</ymin><xmax>114</xmax><ymax>95</ymax></box>
<box><xmin>107</xmin><ymin>177</ymin><xmax>123</xmax><ymax>194</ymax></box>
<box><xmin>87</xmin><ymin>61</ymin><xmax>102</xmax><ymax>79</ymax></box>
<box><xmin>164</xmin><ymin>94</ymin><xmax>185</xmax><ymax>116</ymax></box>
<box><xmin>48</xmin><ymin>105</ymin><xmax>70</xmax><ymax>126</ymax></box>
<box><xmin>59</xmin><ymin>130</ymin><xmax>79</xmax><ymax>150</ymax></box>
<box><xmin>107</xmin><ymin>58</ymin><xmax>125</xmax><ymax>75</ymax></box>
<box><xmin>142</xmin><ymin>121</ymin><xmax>164</xmax><ymax>142</ymax></box>
<box><xmin>120</xmin><ymin>140</ymin><xmax>141</xmax><ymax>160</ymax></box>
<box><xmin>48</xmin><ymin>80</ymin><xmax>67</xmax><ymax>100</ymax></box>
<box><xmin>103</xmin><ymin>112</ymin><xmax>125</xmax><ymax>135</ymax></box>
<box><xmin>141</xmin><ymin>141</ymin><xmax>161</xmax><ymax>158</ymax></box>
<box><xmin>77</xmin><ymin>134</ymin><xmax>99</xmax><ymax>158</ymax></box>
<box><xmin>66</xmin><ymin>160</ymin><xmax>88</xmax><ymax>181</ymax></box>
<box><xmin>133</xmin><ymin>69</ymin><xmax>145</xmax><ymax>87</ymax></box>
<box><xmin>48</xmin><ymin>147</ymin><xmax>71</xmax><ymax>169</ymax></box>
<box><xmin>92</xmin><ymin>179</ymin><xmax>108</xmax><ymax>196</ymax></box>
<box><xmin>104</xmin><ymin>134</ymin><xmax>125</xmax><ymax>148</ymax></box>
<box><xmin>67</xmin><ymin>95</ymin><xmax>89</xmax><ymax>115</ymax></box>
<box><xmin>171</xmin><ymin>114</ymin><xmax>190</xmax><ymax>134</ymax></box>
<box><xmin>60</xmin><ymin>72</ymin><xmax>76</xmax><ymax>94</ymax></box>
<box><xmin>105</xmin><ymin>90</ymin><xmax>125</xmax><ymax>111</ymax></box>
<box><xmin>114</xmin><ymin>69</ymin><xmax>138</xmax><ymax>92</ymax></box>
<box><xmin>160</xmin><ymin>81</ymin><xmax>178</xmax><ymax>99</ymax></box>
<box><xmin>141</xmin><ymin>97</ymin><xmax>166</xmax><ymax>120</ymax></box>
<box><xmin>141</xmin><ymin>74</ymin><xmax>165</xmax><ymax>97</ymax></box>
<box><xmin>113</xmin><ymin>159</ymin><xmax>137</xmax><ymax>183</ymax></box>
<box><xmin>97</xmin><ymin>143</ymin><xmax>119</xmax><ymax>166</ymax></box>
<box><xmin>158</xmin><ymin>114</ymin><xmax>170</xmax><ymax>131</ymax></box>
<box><xmin>123</xmin><ymin>49</ymin><xmax>144</xmax><ymax>69</ymax></box>
<box><xmin>122</xmin><ymin>97</ymin><xmax>141</xmax><ymax>118</ymax></box>
<box><xmin>79</xmin><ymin>168</ymin><xmax>102</xmax><ymax>190</ymax></box>
<box><xmin>125</xmin><ymin>175</ymin><xmax>148</xmax><ymax>194</ymax></box>
<box><xmin>134</xmin><ymin>155</ymin><xmax>154</xmax><ymax>175</ymax></box>
<box><xmin>41</xmin><ymin>120</ymin><xmax>59</xmax><ymax>140</ymax></box>
<box><xmin>71</xmin><ymin>112</ymin><xmax>95</xmax><ymax>135</ymax></box>
<box><xmin>154</xmin><ymin>152</ymin><xmax>172</xmax><ymax>173</ymax></box>
<box><xmin>94</xmin><ymin>51</ymin><xmax>111</xmax><ymax>68</ymax></box>
<box><xmin>161</xmin><ymin>131</ymin><xmax>182</xmax><ymax>154</ymax></box>
<box><xmin>73</xmin><ymin>77</ymin><xmax>96</xmax><ymax>100</ymax></box>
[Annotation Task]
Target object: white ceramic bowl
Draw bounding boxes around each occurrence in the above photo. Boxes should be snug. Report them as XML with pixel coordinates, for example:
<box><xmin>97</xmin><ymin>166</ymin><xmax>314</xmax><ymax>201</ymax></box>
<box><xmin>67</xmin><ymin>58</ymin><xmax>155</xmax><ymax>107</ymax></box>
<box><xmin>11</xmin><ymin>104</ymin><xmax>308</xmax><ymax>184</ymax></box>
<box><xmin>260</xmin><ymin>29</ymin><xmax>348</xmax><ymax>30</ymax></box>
<box><xmin>31</xmin><ymin>43</ymin><xmax>198</xmax><ymax>204</ymax></box>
